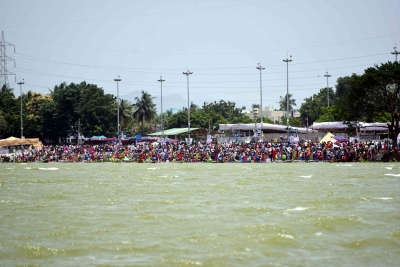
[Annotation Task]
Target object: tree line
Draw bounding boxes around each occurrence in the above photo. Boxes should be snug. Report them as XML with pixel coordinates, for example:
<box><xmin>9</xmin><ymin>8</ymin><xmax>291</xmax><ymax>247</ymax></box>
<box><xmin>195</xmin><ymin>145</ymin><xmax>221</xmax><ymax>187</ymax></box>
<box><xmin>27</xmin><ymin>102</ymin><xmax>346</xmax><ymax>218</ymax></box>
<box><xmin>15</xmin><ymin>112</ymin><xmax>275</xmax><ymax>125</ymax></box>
<box><xmin>0</xmin><ymin>61</ymin><xmax>399</xmax><ymax>144</ymax></box>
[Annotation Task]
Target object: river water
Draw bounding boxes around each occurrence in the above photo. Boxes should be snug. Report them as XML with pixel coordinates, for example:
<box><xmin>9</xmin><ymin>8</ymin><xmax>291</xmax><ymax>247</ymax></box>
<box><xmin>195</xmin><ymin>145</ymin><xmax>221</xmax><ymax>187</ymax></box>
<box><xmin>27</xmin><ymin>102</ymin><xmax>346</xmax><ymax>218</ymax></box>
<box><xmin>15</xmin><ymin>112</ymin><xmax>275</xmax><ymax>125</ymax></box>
<box><xmin>1</xmin><ymin>162</ymin><xmax>399</xmax><ymax>266</ymax></box>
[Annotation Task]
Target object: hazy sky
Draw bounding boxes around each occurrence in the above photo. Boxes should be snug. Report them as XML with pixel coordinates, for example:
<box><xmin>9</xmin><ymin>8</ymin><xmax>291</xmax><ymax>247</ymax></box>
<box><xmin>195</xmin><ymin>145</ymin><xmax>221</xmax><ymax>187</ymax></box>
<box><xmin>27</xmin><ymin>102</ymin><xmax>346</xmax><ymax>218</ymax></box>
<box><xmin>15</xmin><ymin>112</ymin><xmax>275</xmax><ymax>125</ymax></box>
<box><xmin>1</xmin><ymin>0</ymin><xmax>399</xmax><ymax>113</ymax></box>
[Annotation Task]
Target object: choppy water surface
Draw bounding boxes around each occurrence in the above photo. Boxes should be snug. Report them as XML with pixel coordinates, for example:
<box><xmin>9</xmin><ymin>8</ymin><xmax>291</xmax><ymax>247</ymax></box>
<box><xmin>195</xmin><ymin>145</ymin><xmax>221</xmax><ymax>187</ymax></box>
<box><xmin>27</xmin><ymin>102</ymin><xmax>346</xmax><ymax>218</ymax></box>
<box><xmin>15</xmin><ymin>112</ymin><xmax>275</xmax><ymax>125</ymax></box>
<box><xmin>1</xmin><ymin>162</ymin><xmax>399</xmax><ymax>266</ymax></box>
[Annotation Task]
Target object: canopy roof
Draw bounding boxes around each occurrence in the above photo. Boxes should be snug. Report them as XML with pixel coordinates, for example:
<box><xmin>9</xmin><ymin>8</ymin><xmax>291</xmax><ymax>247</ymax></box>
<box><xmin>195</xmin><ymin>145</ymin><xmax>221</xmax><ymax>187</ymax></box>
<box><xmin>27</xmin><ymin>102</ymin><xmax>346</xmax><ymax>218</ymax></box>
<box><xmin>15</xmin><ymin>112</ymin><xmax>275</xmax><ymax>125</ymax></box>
<box><xmin>149</xmin><ymin>128</ymin><xmax>199</xmax><ymax>136</ymax></box>
<box><xmin>90</xmin><ymin>136</ymin><xmax>115</xmax><ymax>141</ymax></box>
<box><xmin>0</xmin><ymin>137</ymin><xmax>40</xmax><ymax>146</ymax></box>
<box><xmin>311</xmin><ymin>122</ymin><xmax>389</xmax><ymax>132</ymax></box>
<box><xmin>219</xmin><ymin>123</ymin><xmax>312</xmax><ymax>134</ymax></box>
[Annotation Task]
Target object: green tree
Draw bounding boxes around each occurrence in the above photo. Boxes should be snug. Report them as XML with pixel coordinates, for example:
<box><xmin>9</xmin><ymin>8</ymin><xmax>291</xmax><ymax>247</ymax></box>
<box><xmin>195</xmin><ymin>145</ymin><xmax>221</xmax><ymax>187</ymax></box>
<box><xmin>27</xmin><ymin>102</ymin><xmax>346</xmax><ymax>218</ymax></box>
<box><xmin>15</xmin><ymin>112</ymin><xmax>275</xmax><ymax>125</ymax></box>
<box><xmin>165</xmin><ymin>110</ymin><xmax>188</xmax><ymax>129</ymax></box>
<box><xmin>0</xmin><ymin>84</ymin><xmax>18</xmax><ymax>137</ymax></box>
<box><xmin>299</xmin><ymin>86</ymin><xmax>338</xmax><ymax>125</ymax></box>
<box><xmin>40</xmin><ymin>97</ymin><xmax>58</xmax><ymax>142</ymax></box>
<box><xmin>202</xmin><ymin>100</ymin><xmax>243</xmax><ymax>121</ymax></box>
<box><xmin>335</xmin><ymin>76</ymin><xmax>353</xmax><ymax>103</ymax></box>
<box><xmin>0</xmin><ymin>110</ymin><xmax>8</xmax><ymax>135</ymax></box>
<box><xmin>278</xmin><ymin>93</ymin><xmax>297</xmax><ymax>111</ymax></box>
<box><xmin>79</xmin><ymin>82</ymin><xmax>116</xmax><ymax>137</ymax></box>
<box><xmin>132</xmin><ymin>90</ymin><xmax>157</xmax><ymax>135</ymax></box>
<box><xmin>50</xmin><ymin>82</ymin><xmax>81</xmax><ymax>142</ymax></box>
<box><xmin>338</xmin><ymin>62</ymin><xmax>400</xmax><ymax>144</ymax></box>
<box><xmin>119</xmin><ymin>99</ymin><xmax>134</xmax><ymax>134</ymax></box>
<box><xmin>24</xmin><ymin>92</ymin><xmax>52</xmax><ymax>138</ymax></box>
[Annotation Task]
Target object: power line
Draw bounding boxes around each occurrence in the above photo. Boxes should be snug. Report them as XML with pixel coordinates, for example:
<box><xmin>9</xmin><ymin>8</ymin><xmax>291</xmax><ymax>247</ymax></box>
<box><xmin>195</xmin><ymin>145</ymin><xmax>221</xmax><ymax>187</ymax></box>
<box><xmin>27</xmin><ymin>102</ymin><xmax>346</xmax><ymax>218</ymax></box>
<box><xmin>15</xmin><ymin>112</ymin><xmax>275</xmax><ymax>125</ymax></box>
<box><xmin>2</xmin><ymin>0</ymin><xmax>288</xmax><ymax>29</ymax></box>
<box><xmin>7</xmin><ymin>31</ymin><xmax>400</xmax><ymax>56</ymax></box>
<box><xmin>13</xmin><ymin>51</ymin><xmax>388</xmax><ymax>76</ymax></box>
<box><xmin>14</xmin><ymin>66</ymin><xmax>359</xmax><ymax>86</ymax></box>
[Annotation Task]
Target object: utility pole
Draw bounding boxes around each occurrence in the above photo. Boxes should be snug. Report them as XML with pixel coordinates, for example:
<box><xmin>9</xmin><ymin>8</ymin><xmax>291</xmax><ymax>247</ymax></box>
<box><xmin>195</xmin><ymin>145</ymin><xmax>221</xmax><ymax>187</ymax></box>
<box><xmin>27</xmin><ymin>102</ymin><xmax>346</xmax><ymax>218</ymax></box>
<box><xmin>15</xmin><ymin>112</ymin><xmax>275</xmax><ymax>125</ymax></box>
<box><xmin>114</xmin><ymin>76</ymin><xmax>121</xmax><ymax>141</ymax></box>
<box><xmin>392</xmin><ymin>45</ymin><xmax>399</xmax><ymax>62</ymax></box>
<box><xmin>158</xmin><ymin>76</ymin><xmax>165</xmax><ymax>140</ymax></box>
<box><xmin>283</xmin><ymin>55</ymin><xmax>293</xmax><ymax>140</ymax></box>
<box><xmin>183</xmin><ymin>70</ymin><xmax>193</xmax><ymax>144</ymax></box>
<box><xmin>17</xmin><ymin>79</ymin><xmax>24</xmax><ymax>138</ymax></box>
<box><xmin>324</xmin><ymin>71</ymin><xmax>331</xmax><ymax>106</ymax></box>
<box><xmin>0</xmin><ymin>31</ymin><xmax>16</xmax><ymax>88</ymax></box>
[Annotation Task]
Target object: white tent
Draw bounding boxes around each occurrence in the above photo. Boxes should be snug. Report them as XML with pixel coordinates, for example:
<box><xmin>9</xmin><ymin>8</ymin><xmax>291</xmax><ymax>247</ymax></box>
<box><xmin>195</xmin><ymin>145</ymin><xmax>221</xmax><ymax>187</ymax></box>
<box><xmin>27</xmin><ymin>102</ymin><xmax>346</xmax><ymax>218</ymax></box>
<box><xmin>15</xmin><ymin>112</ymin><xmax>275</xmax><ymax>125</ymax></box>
<box><xmin>320</xmin><ymin>132</ymin><xmax>335</xmax><ymax>143</ymax></box>
<box><xmin>219</xmin><ymin>123</ymin><xmax>313</xmax><ymax>134</ymax></box>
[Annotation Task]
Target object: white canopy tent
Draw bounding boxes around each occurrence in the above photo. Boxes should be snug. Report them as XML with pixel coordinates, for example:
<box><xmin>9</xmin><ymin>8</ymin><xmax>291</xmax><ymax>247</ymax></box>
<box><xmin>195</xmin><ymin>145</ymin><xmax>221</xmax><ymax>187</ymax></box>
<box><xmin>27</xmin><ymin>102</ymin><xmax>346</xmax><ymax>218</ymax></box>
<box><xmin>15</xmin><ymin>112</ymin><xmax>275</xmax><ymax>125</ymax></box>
<box><xmin>311</xmin><ymin>122</ymin><xmax>389</xmax><ymax>132</ymax></box>
<box><xmin>219</xmin><ymin>123</ymin><xmax>313</xmax><ymax>134</ymax></box>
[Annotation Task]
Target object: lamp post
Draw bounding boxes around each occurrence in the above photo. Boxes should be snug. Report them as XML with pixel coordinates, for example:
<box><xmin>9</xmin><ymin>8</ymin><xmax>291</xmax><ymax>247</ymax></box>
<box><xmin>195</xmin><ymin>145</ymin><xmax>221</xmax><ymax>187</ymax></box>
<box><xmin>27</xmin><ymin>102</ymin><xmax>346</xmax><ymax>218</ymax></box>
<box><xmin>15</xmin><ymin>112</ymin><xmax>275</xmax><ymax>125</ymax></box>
<box><xmin>158</xmin><ymin>76</ymin><xmax>165</xmax><ymax>140</ymax></box>
<box><xmin>324</xmin><ymin>71</ymin><xmax>331</xmax><ymax>107</ymax></box>
<box><xmin>256</xmin><ymin>63</ymin><xmax>265</xmax><ymax>141</ymax></box>
<box><xmin>256</xmin><ymin>63</ymin><xmax>265</xmax><ymax>124</ymax></box>
<box><xmin>183</xmin><ymin>70</ymin><xmax>193</xmax><ymax>144</ymax></box>
<box><xmin>392</xmin><ymin>45</ymin><xmax>399</xmax><ymax>62</ymax></box>
<box><xmin>17</xmin><ymin>79</ymin><xmax>24</xmax><ymax>138</ymax></box>
<box><xmin>114</xmin><ymin>76</ymin><xmax>121</xmax><ymax>140</ymax></box>
<box><xmin>283</xmin><ymin>55</ymin><xmax>292</xmax><ymax>139</ymax></box>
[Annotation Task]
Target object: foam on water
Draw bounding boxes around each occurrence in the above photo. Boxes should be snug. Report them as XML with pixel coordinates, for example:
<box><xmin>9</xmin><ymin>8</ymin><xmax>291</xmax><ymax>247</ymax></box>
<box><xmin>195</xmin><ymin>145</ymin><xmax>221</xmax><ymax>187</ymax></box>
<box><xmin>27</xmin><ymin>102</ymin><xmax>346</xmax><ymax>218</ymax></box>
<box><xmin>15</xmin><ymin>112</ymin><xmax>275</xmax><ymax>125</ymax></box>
<box><xmin>285</xmin><ymin>207</ymin><xmax>310</xmax><ymax>212</ymax></box>
<box><xmin>384</xmin><ymin>173</ymin><xmax>400</xmax><ymax>176</ymax></box>
<box><xmin>374</xmin><ymin>197</ymin><xmax>393</xmax><ymax>200</ymax></box>
<box><xmin>385</xmin><ymin>167</ymin><xmax>393</xmax><ymax>170</ymax></box>
<box><xmin>278</xmin><ymin>233</ymin><xmax>294</xmax><ymax>239</ymax></box>
<box><xmin>299</xmin><ymin>175</ymin><xmax>311</xmax><ymax>178</ymax></box>
<box><xmin>38</xmin><ymin>167</ymin><xmax>59</xmax><ymax>171</ymax></box>
<box><xmin>336</xmin><ymin>164</ymin><xmax>352</xmax><ymax>167</ymax></box>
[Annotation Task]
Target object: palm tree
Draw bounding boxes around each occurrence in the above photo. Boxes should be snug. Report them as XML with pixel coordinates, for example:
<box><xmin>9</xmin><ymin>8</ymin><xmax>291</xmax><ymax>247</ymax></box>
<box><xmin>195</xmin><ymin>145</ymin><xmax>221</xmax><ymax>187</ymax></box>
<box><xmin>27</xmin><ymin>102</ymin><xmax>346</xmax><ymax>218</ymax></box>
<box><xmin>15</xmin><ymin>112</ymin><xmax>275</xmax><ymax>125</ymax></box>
<box><xmin>279</xmin><ymin>93</ymin><xmax>297</xmax><ymax>111</ymax></box>
<box><xmin>119</xmin><ymin>99</ymin><xmax>134</xmax><ymax>132</ymax></box>
<box><xmin>132</xmin><ymin>90</ymin><xmax>157</xmax><ymax>135</ymax></box>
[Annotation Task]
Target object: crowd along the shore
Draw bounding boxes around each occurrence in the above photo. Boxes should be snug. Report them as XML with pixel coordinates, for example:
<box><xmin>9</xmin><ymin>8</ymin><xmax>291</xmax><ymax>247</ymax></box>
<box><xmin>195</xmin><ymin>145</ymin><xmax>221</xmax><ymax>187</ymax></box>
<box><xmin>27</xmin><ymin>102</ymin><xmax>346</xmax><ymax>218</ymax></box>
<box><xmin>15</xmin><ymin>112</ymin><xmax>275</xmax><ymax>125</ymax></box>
<box><xmin>0</xmin><ymin>139</ymin><xmax>394</xmax><ymax>163</ymax></box>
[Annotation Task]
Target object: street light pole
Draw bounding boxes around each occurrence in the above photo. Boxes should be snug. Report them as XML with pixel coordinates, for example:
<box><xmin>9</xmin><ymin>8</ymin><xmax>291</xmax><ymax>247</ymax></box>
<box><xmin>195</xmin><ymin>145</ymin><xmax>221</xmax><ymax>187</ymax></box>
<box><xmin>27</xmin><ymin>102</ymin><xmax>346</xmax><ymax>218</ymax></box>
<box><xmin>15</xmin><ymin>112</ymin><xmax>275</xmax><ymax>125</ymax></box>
<box><xmin>283</xmin><ymin>55</ymin><xmax>292</xmax><ymax>139</ymax></box>
<box><xmin>256</xmin><ymin>63</ymin><xmax>265</xmax><ymax>141</ymax></box>
<box><xmin>17</xmin><ymin>79</ymin><xmax>24</xmax><ymax>138</ymax></box>
<box><xmin>392</xmin><ymin>45</ymin><xmax>399</xmax><ymax>62</ymax></box>
<box><xmin>158</xmin><ymin>76</ymin><xmax>165</xmax><ymax>140</ymax></box>
<box><xmin>114</xmin><ymin>76</ymin><xmax>121</xmax><ymax>141</ymax></box>
<box><xmin>324</xmin><ymin>71</ymin><xmax>331</xmax><ymax>107</ymax></box>
<box><xmin>183</xmin><ymin>70</ymin><xmax>193</xmax><ymax>144</ymax></box>
<box><xmin>256</xmin><ymin>63</ymin><xmax>265</xmax><ymax>125</ymax></box>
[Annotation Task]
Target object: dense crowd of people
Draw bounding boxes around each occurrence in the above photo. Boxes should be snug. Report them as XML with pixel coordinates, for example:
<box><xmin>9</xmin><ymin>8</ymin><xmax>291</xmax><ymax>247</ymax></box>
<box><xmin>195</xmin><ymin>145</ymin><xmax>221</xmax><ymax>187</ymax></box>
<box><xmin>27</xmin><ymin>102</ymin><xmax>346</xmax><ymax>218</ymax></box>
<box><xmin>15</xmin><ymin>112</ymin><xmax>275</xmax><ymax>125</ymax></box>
<box><xmin>0</xmin><ymin>138</ymin><xmax>394</xmax><ymax>163</ymax></box>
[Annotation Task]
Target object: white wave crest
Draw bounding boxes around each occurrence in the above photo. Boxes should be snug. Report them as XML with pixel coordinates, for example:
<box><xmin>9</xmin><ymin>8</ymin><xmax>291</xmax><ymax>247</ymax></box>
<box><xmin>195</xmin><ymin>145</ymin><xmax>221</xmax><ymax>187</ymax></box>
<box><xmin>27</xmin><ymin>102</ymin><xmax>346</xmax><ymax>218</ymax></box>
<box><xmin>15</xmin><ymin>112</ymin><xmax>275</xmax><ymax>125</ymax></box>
<box><xmin>39</xmin><ymin>167</ymin><xmax>59</xmax><ymax>171</ymax></box>
<box><xmin>285</xmin><ymin>207</ymin><xmax>309</xmax><ymax>212</ymax></box>
<box><xmin>299</xmin><ymin>175</ymin><xmax>311</xmax><ymax>178</ymax></box>
<box><xmin>384</xmin><ymin>173</ymin><xmax>400</xmax><ymax>177</ymax></box>
<box><xmin>278</xmin><ymin>233</ymin><xmax>294</xmax><ymax>239</ymax></box>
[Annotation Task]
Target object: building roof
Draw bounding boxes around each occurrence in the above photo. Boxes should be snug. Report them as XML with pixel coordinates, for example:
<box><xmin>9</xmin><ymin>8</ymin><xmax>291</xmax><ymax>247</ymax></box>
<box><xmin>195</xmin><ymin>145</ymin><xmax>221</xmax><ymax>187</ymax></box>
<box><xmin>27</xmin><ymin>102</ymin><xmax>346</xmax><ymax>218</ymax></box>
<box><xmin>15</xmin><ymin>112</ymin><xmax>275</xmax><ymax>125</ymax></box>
<box><xmin>148</xmin><ymin>128</ymin><xmax>199</xmax><ymax>136</ymax></box>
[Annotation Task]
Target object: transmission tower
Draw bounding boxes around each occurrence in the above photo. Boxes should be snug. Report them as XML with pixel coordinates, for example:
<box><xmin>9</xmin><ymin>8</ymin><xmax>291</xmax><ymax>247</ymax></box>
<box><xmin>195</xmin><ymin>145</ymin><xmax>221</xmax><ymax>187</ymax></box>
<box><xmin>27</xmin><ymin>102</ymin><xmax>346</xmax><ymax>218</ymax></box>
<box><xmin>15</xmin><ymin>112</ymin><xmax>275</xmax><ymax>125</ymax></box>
<box><xmin>0</xmin><ymin>31</ymin><xmax>16</xmax><ymax>88</ymax></box>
